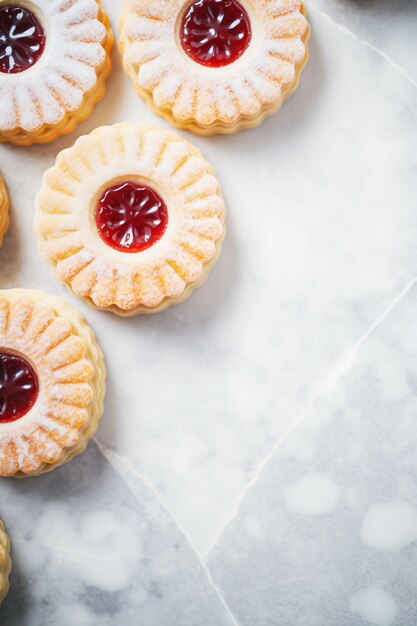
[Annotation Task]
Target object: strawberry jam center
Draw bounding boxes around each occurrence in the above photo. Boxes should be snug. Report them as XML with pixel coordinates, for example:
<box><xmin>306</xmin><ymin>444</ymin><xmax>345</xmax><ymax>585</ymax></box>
<box><xmin>0</xmin><ymin>4</ymin><xmax>46</xmax><ymax>74</ymax></box>
<box><xmin>180</xmin><ymin>0</ymin><xmax>251</xmax><ymax>68</ymax></box>
<box><xmin>0</xmin><ymin>350</ymin><xmax>39</xmax><ymax>423</ymax></box>
<box><xmin>95</xmin><ymin>181</ymin><xmax>169</xmax><ymax>253</ymax></box>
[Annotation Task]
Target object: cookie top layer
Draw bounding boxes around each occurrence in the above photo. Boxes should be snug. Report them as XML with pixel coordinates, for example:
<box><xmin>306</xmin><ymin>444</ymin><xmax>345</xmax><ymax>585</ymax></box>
<box><xmin>0</xmin><ymin>289</ymin><xmax>104</xmax><ymax>476</ymax></box>
<box><xmin>120</xmin><ymin>0</ymin><xmax>309</xmax><ymax>131</ymax></box>
<box><xmin>0</xmin><ymin>0</ymin><xmax>108</xmax><ymax>133</ymax></box>
<box><xmin>35</xmin><ymin>124</ymin><xmax>225</xmax><ymax>314</ymax></box>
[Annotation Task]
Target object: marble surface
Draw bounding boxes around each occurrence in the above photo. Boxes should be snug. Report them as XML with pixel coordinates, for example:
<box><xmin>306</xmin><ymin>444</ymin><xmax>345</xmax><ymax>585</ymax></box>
<box><xmin>209</xmin><ymin>283</ymin><xmax>417</xmax><ymax>626</ymax></box>
<box><xmin>1</xmin><ymin>443</ymin><xmax>235</xmax><ymax>626</ymax></box>
<box><xmin>1</xmin><ymin>0</ymin><xmax>417</xmax><ymax>623</ymax></box>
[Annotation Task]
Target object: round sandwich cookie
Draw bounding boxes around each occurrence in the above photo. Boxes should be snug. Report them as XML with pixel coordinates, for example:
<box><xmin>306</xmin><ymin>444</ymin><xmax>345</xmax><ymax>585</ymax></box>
<box><xmin>35</xmin><ymin>123</ymin><xmax>226</xmax><ymax>316</ymax></box>
<box><xmin>0</xmin><ymin>289</ymin><xmax>106</xmax><ymax>477</ymax></box>
<box><xmin>119</xmin><ymin>0</ymin><xmax>310</xmax><ymax>134</ymax></box>
<box><xmin>0</xmin><ymin>0</ymin><xmax>114</xmax><ymax>145</ymax></box>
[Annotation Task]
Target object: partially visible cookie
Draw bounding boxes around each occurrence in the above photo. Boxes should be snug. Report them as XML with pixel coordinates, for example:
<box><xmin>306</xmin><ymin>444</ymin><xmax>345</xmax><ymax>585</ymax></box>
<box><xmin>119</xmin><ymin>0</ymin><xmax>310</xmax><ymax>134</ymax></box>
<box><xmin>0</xmin><ymin>289</ymin><xmax>106</xmax><ymax>477</ymax></box>
<box><xmin>0</xmin><ymin>520</ymin><xmax>11</xmax><ymax>604</ymax></box>
<box><xmin>0</xmin><ymin>1</ymin><xmax>114</xmax><ymax>146</ymax></box>
<box><xmin>0</xmin><ymin>175</ymin><xmax>9</xmax><ymax>247</ymax></box>
<box><xmin>35</xmin><ymin>123</ymin><xmax>225</xmax><ymax>316</ymax></box>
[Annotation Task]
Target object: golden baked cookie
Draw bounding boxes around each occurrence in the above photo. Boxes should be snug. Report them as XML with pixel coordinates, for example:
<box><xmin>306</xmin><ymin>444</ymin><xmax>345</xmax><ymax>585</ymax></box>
<box><xmin>0</xmin><ymin>520</ymin><xmax>11</xmax><ymax>604</ymax></box>
<box><xmin>119</xmin><ymin>0</ymin><xmax>310</xmax><ymax>135</ymax></box>
<box><xmin>0</xmin><ymin>0</ymin><xmax>114</xmax><ymax>146</ymax></box>
<box><xmin>0</xmin><ymin>175</ymin><xmax>9</xmax><ymax>247</ymax></box>
<box><xmin>0</xmin><ymin>289</ymin><xmax>106</xmax><ymax>477</ymax></box>
<box><xmin>35</xmin><ymin>123</ymin><xmax>225</xmax><ymax>316</ymax></box>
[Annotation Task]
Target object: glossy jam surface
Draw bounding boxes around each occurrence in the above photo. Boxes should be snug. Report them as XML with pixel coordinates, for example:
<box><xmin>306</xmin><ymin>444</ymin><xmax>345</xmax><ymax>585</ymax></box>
<box><xmin>95</xmin><ymin>181</ymin><xmax>169</xmax><ymax>253</ymax></box>
<box><xmin>0</xmin><ymin>350</ymin><xmax>39</xmax><ymax>422</ymax></box>
<box><xmin>180</xmin><ymin>0</ymin><xmax>251</xmax><ymax>68</ymax></box>
<box><xmin>0</xmin><ymin>4</ymin><xmax>46</xmax><ymax>74</ymax></box>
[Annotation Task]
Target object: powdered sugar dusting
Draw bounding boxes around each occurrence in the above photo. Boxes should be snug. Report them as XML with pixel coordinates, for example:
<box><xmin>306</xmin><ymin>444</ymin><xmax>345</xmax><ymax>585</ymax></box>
<box><xmin>35</xmin><ymin>124</ymin><xmax>225</xmax><ymax>312</ymax></box>
<box><xmin>0</xmin><ymin>291</ymin><xmax>96</xmax><ymax>476</ymax></box>
<box><xmin>121</xmin><ymin>0</ymin><xmax>309</xmax><ymax>126</ymax></box>
<box><xmin>0</xmin><ymin>0</ymin><xmax>107</xmax><ymax>132</ymax></box>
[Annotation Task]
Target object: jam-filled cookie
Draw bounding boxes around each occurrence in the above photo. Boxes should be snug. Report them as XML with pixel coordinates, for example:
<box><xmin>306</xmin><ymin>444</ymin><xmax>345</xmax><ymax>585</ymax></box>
<box><xmin>35</xmin><ymin>123</ymin><xmax>225</xmax><ymax>316</ymax></box>
<box><xmin>0</xmin><ymin>289</ymin><xmax>105</xmax><ymax>477</ymax></box>
<box><xmin>0</xmin><ymin>0</ymin><xmax>113</xmax><ymax>146</ymax></box>
<box><xmin>0</xmin><ymin>520</ymin><xmax>11</xmax><ymax>603</ymax></box>
<box><xmin>0</xmin><ymin>175</ymin><xmax>9</xmax><ymax>247</ymax></box>
<box><xmin>119</xmin><ymin>0</ymin><xmax>310</xmax><ymax>134</ymax></box>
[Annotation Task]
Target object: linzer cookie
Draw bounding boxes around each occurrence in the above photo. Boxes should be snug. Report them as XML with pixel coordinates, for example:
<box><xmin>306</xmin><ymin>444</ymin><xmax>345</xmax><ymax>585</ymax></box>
<box><xmin>35</xmin><ymin>123</ymin><xmax>225</xmax><ymax>315</ymax></box>
<box><xmin>119</xmin><ymin>0</ymin><xmax>310</xmax><ymax>134</ymax></box>
<box><xmin>0</xmin><ymin>289</ymin><xmax>106</xmax><ymax>477</ymax></box>
<box><xmin>0</xmin><ymin>1</ymin><xmax>113</xmax><ymax>145</ymax></box>
<box><xmin>0</xmin><ymin>520</ymin><xmax>10</xmax><ymax>603</ymax></box>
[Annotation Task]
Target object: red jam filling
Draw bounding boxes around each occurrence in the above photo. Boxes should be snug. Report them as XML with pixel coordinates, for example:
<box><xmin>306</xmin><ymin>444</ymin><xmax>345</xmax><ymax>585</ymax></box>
<box><xmin>95</xmin><ymin>181</ymin><xmax>169</xmax><ymax>253</ymax></box>
<box><xmin>0</xmin><ymin>4</ymin><xmax>46</xmax><ymax>74</ymax></box>
<box><xmin>180</xmin><ymin>0</ymin><xmax>251</xmax><ymax>68</ymax></box>
<box><xmin>0</xmin><ymin>350</ymin><xmax>39</xmax><ymax>422</ymax></box>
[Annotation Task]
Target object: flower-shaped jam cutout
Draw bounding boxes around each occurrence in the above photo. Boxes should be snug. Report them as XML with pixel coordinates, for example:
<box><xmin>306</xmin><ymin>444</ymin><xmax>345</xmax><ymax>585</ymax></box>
<box><xmin>180</xmin><ymin>0</ymin><xmax>251</xmax><ymax>68</ymax></box>
<box><xmin>0</xmin><ymin>349</ymin><xmax>39</xmax><ymax>422</ymax></box>
<box><xmin>0</xmin><ymin>4</ymin><xmax>46</xmax><ymax>74</ymax></box>
<box><xmin>95</xmin><ymin>181</ymin><xmax>169</xmax><ymax>253</ymax></box>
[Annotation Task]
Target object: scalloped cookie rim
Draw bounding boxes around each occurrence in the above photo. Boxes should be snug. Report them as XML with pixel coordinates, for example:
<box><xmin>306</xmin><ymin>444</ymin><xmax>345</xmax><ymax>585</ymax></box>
<box><xmin>35</xmin><ymin>123</ymin><xmax>226</xmax><ymax>316</ymax></box>
<box><xmin>0</xmin><ymin>289</ymin><xmax>106</xmax><ymax>478</ymax></box>
<box><xmin>119</xmin><ymin>0</ymin><xmax>310</xmax><ymax>135</ymax></box>
<box><xmin>0</xmin><ymin>0</ymin><xmax>114</xmax><ymax>146</ymax></box>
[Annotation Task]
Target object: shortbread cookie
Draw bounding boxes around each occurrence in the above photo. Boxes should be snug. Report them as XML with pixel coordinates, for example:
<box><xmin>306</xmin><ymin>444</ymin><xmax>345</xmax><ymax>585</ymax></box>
<box><xmin>0</xmin><ymin>1</ymin><xmax>114</xmax><ymax>146</ymax></box>
<box><xmin>0</xmin><ymin>175</ymin><xmax>9</xmax><ymax>247</ymax></box>
<box><xmin>0</xmin><ymin>520</ymin><xmax>11</xmax><ymax>603</ymax></box>
<box><xmin>35</xmin><ymin>123</ymin><xmax>225</xmax><ymax>315</ymax></box>
<box><xmin>119</xmin><ymin>0</ymin><xmax>310</xmax><ymax>134</ymax></box>
<box><xmin>0</xmin><ymin>289</ymin><xmax>106</xmax><ymax>477</ymax></box>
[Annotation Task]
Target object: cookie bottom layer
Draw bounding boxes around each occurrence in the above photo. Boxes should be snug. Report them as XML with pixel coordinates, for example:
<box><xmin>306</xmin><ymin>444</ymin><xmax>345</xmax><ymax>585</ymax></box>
<box><xmin>119</xmin><ymin>3</ymin><xmax>310</xmax><ymax>136</ymax></box>
<box><xmin>3</xmin><ymin>289</ymin><xmax>106</xmax><ymax>478</ymax></box>
<box><xmin>0</xmin><ymin>3</ymin><xmax>114</xmax><ymax>147</ymax></box>
<box><xmin>0</xmin><ymin>521</ymin><xmax>11</xmax><ymax>604</ymax></box>
<box><xmin>0</xmin><ymin>176</ymin><xmax>9</xmax><ymax>248</ymax></box>
<box><xmin>65</xmin><ymin>233</ymin><xmax>225</xmax><ymax>316</ymax></box>
<box><xmin>37</xmin><ymin>125</ymin><xmax>226</xmax><ymax>317</ymax></box>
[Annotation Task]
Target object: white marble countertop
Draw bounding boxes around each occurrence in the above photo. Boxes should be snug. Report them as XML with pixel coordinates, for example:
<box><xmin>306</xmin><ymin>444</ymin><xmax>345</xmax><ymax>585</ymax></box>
<box><xmin>1</xmin><ymin>0</ymin><xmax>417</xmax><ymax>624</ymax></box>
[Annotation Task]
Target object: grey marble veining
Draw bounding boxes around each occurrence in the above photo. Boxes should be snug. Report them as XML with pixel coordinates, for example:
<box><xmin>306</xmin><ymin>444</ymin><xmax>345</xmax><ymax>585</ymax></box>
<box><xmin>96</xmin><ymin>2</ymin><xmax>417</xmax><ymax>551</ymax></box>
<box><xmin>0</xmin><ymin>442</ymin><xmax>234</xmax><ymax>626</ymax></box>
<box><xmin>208</xmin><ymin>284</ymin><xmax>417</xmax><ymax>625</ymax></box>
<box><xmin>310</xmin><ymin>0</ymin><xmax>417</xmax><ymax>82</ymax></box>
<box><xmin>0</xmin><ymin>0</ymin><xmax>416</xmax><ymax>622</ymax></box>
